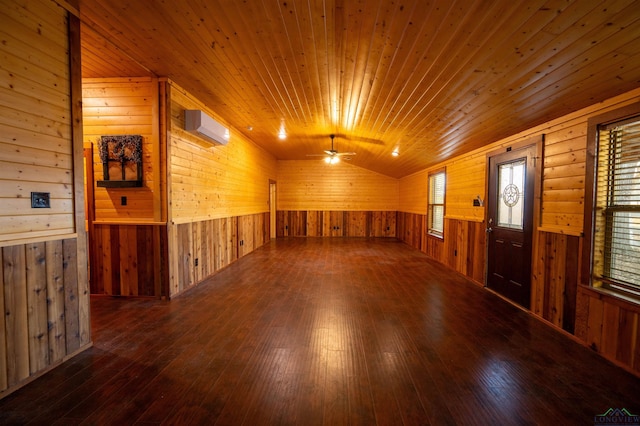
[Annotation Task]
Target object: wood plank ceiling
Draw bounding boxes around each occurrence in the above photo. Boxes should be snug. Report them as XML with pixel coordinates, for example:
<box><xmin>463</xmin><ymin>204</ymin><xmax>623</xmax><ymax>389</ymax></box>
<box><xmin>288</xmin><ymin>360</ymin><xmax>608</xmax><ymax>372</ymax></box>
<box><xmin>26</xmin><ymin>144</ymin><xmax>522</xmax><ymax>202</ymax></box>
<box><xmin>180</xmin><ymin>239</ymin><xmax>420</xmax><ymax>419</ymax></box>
<box><xmin>78</xmin><ymin>0</ymin><xmax>640</xmax><ymax>178</ymax></box>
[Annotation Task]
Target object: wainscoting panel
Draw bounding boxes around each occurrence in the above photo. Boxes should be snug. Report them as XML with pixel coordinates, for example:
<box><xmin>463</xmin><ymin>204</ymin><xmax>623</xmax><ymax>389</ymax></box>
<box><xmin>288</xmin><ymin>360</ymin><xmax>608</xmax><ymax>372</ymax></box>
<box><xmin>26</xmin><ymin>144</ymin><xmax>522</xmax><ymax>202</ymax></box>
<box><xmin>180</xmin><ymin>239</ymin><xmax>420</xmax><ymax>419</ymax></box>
<box><xmin>277</xmin><ymin>211</ymin><xmax>396</xmax><ymax>237</ymax></box>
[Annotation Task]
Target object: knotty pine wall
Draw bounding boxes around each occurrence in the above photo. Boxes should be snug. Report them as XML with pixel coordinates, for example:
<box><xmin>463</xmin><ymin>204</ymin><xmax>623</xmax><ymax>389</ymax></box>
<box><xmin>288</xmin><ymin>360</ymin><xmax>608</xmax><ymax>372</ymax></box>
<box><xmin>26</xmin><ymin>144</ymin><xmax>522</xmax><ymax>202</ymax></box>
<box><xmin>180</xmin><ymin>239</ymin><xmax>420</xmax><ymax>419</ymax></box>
<box><xmin>0</xmin><ymin>0</ymin><xmax>91</xmax><ymax>397</ymax></box>
<box><xmin>82</xmin><ymin>77</ymin><xmax>167</xmax><ymax>297</ymax></box>
<box><xmin>278</xmin><ymin>160</ymin><xmax>398</xmax><ymax>211</ymax></box>
<box><xmin>1</xmin><ymin>1</ymin><xmax>74</xmax><ymax>242</ymax></box>
<box><xmin>276</xmin><ymin>160</ymin><xmax>398</xmax><ymax>236</ymax></box>
<box><xmin>399</xmin><ymin>87</ymin><xmax>640</xmax><ymax>376</ymax></box>
<box><xmin>83</xmin><ymin>77</ymin><xmax>163</xmax><ymax>223</ymax></box>
<box><xmin>165</xmin><ymin>80</ymin><xmax>277</xmax><ymax>297</ymax></box>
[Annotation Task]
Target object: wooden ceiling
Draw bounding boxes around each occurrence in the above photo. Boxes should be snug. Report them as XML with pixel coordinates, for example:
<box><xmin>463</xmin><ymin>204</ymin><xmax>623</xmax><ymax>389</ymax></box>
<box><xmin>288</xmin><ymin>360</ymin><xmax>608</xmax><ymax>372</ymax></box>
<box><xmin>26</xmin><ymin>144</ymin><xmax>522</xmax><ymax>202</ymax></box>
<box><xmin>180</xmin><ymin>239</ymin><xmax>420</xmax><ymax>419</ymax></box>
<box><xmin>78</xmin><ymin>0</ymin><xmax>640</xmax><ymax>178</ymax></box>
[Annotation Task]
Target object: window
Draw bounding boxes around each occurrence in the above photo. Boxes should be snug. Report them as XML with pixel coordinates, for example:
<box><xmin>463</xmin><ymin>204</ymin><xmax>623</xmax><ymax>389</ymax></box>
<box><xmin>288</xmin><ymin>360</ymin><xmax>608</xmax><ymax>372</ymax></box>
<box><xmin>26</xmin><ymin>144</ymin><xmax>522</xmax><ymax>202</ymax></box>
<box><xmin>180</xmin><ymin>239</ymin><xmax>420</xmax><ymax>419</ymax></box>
<box><xmin>428</xmin><ymin>170</ymin><xmax>445</xmax><ymax>238</ymax></box>
<box><xmin>589</xmin><ymin>112</ymin><xmax>640</xmax><ymax>297</ymax></box>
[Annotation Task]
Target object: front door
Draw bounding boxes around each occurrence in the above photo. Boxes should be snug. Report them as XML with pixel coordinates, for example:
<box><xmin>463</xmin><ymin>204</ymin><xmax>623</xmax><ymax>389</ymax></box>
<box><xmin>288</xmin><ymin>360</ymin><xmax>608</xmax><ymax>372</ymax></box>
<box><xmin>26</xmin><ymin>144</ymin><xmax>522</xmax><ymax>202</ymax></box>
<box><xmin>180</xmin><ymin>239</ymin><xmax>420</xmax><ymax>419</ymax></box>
<box><xmin>487</xmin><ymin>145</ymin><xmax>536</xmax><ymax>308</ymax></box>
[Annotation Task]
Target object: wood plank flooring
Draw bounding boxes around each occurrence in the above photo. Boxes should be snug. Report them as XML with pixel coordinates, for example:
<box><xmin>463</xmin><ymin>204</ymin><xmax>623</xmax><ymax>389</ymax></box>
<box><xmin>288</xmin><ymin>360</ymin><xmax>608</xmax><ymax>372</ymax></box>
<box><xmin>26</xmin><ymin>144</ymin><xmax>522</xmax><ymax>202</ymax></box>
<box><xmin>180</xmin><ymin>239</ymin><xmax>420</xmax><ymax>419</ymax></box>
<box><xmin>1</xmin><ymin>237</ymin><xmax>639</xmax><ymax>425</ymax></box>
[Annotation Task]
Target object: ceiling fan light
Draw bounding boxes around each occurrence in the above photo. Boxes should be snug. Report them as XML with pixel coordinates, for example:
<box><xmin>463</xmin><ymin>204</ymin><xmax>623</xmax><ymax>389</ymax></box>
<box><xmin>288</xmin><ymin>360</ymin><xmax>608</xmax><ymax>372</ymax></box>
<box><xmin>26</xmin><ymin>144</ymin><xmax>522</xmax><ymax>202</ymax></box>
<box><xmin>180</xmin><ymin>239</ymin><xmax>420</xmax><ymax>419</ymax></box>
<box><xmin>324</xmin><ymin>156</ymin><xmax>331</xmax><ymax>164</ymax></box>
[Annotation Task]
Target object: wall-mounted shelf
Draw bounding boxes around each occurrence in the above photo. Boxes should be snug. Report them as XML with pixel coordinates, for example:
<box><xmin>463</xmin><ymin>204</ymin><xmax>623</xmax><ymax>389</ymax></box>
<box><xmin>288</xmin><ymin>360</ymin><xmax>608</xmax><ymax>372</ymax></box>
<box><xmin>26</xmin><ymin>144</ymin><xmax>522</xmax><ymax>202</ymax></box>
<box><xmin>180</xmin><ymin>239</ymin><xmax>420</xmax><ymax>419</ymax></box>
<box><xmin>97</xmin><ymin>180</ymin><xmax>143</xmax><ymax>188</ymax></box>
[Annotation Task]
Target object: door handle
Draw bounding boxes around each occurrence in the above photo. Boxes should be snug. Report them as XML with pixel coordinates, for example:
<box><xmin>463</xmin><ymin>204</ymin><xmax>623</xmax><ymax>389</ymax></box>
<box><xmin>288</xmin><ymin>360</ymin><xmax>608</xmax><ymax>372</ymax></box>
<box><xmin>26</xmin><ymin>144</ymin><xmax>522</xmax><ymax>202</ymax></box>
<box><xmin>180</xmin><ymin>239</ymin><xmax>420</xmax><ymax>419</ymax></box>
<box><xmin>486</xmin><ymin>227</ymin><xmax>493</xmax><ymax>233</ymax></box>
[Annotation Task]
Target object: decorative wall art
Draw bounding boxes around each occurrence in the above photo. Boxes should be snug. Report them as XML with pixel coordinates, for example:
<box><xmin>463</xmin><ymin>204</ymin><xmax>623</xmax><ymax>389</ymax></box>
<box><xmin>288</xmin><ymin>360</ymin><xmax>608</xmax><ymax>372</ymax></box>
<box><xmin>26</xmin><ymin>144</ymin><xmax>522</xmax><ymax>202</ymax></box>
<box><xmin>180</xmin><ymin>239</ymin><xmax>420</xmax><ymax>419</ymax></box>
<box><xmin>97</xmin><ymin>135</ymin><xmax>143</xmax><ymax>187</ymax></box>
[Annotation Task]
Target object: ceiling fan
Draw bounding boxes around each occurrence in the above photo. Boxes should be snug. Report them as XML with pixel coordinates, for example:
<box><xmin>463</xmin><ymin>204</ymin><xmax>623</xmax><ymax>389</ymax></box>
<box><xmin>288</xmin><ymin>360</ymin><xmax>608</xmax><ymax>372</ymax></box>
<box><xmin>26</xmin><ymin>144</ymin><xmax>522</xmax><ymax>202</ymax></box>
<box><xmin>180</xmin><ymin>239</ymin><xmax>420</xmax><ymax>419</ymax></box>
<box><xmin>307</xmin><ymin>134</ymin><xmax>356</xmax><ymax>163</ymax></box>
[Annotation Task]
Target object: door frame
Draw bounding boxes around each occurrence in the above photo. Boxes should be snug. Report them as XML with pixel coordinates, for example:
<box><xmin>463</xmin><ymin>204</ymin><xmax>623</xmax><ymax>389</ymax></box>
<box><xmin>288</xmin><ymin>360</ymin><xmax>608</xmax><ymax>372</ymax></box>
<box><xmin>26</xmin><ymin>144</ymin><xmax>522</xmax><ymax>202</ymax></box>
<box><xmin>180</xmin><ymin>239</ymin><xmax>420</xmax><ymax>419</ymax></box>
<box><xmin>484</xmin><ymin>136</ymin><xmax>543</xmax><ymax>308</ymax></box>
<box><xmin>269</xmin><ymin>180</ymin><xmax>277</xmax><ymax>239</ymax></box>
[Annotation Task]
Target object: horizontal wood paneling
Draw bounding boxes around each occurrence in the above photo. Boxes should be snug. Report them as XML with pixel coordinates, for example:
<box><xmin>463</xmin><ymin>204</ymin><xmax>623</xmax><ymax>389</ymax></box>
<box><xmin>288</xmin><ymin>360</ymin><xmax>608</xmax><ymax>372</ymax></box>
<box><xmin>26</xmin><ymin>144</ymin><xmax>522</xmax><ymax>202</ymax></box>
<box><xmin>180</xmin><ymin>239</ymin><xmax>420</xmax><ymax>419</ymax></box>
<box><xmin>398</xmin><ymin>169</ymin><xmax>427</xmax><ymax>214</ymax></box>
<box><xmin>168</xmin><ymin>81</ymin><xmax>276</xmax><ymax>222</ymax></box>
<box><xmin>89</xmin><ymin>224</ymin><xmax>168</xmax><ymax>298</ymax></box>
<box><xmin>277</xmin><ymin>160</ymin><xmax>399</xmax><ymax>211</ymax></box>
<box><xmin>82</xmin><ymin>77</ymin><xmax>162</xmax><ymax>222</ymax></box>
<box><xmin>0</xmin><ymin>238</ymin><xmax>91</xmax><ymax>396</ymax></box>
<box><xmin>276</xmin><ymin>211</ymin><xmax>396</xmax><ymax>237</ymax></box>
<box><xmin>0</xmin><ymin>0</ymin><xmax>74</xmax><ymax>243</ymax></box>
<box><xmin>169</xmin><ymin>213</ymin><xmax>269</xmax><ymax>297</ymax></box>
<box><xmin>446</xmin><ymin>154</ymin><xmax>486</xmax><ymax>222</ymax></box>
<box><xmin>399</xmin><ymin>150</ymin><xmax>485</xmax><ymax>222</ymax></box>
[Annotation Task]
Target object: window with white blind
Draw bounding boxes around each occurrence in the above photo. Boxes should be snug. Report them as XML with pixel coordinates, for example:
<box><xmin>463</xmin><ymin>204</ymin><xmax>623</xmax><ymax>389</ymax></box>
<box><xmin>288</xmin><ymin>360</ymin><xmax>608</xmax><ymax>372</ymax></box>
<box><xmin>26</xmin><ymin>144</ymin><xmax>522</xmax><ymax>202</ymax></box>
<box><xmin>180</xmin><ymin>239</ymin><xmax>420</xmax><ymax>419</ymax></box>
<box><xmin>593</xmin><ymin>115</ymin><xmax>640</xmax><ymax>297</ymax></box>
<box><xmin>428</xmin><ymin>170</ymin><xmax>445</xmax><ymax>238</ymax></box>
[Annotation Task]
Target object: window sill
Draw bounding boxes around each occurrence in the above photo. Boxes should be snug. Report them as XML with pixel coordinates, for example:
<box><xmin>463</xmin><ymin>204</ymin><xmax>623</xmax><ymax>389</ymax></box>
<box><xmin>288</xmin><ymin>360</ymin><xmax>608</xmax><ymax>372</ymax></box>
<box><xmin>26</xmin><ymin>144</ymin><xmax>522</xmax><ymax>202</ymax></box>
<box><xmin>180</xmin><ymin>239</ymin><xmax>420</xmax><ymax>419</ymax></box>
<box><xmin>427</xmin><ymin>231</ymin><xmax>443</xmax><ymax>240</ymax></box>
<box><xmin>580</xmin><ymin>284</ymin><xmax>640</xmax><ymax>310</ymax></box>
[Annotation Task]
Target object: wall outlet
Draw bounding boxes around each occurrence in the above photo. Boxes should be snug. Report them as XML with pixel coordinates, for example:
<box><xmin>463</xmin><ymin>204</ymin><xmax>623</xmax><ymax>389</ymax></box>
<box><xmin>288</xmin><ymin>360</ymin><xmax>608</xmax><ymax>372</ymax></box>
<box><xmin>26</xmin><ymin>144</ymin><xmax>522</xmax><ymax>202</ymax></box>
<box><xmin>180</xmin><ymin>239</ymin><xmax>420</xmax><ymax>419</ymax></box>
<box><xmin>194</xmin><ymin>258</ymin><xmax>199</xmax><ymax>266</ymax></box>
<box><xmin>121</xmin><ymin>196</ymin><xmax>127</xmax><ymax>206</ymax></box>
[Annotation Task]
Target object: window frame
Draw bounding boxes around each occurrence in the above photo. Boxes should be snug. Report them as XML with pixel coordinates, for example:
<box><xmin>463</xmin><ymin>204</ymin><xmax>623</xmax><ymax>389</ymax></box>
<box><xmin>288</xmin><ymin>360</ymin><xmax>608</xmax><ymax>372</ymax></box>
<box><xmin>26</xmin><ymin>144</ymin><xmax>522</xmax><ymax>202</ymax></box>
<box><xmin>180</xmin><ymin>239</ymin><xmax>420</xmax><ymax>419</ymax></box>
<box><xmin>583</xmin><ymin>102</ymin><xmax>640</xmax><ymax>300</ymax></box>
<box><xmin>427</xmin><ymin>169</ymin><xmax>446</xmax><ymax>239</ymax></box>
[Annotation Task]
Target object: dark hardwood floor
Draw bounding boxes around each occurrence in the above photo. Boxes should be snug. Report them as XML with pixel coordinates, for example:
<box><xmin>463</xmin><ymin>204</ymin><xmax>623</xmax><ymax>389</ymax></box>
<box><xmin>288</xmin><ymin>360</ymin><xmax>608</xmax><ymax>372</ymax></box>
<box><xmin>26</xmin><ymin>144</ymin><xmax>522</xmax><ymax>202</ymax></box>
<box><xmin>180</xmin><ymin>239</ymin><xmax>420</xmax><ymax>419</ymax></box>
<box><xmin>1</xmin><ymin>237</ymin><xmax>639</xmax><ymax>425</ymax></box>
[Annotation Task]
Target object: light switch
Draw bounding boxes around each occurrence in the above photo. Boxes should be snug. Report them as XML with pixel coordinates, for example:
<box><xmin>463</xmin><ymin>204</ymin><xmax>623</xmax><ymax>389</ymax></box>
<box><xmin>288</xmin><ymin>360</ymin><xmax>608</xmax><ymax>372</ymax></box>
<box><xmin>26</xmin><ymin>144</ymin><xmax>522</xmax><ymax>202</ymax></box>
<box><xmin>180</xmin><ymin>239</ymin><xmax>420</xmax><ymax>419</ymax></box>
<box><xmin>31</xmin><ymin>192</ymin><xmax>50</xmax><ymax>208</ymax></box>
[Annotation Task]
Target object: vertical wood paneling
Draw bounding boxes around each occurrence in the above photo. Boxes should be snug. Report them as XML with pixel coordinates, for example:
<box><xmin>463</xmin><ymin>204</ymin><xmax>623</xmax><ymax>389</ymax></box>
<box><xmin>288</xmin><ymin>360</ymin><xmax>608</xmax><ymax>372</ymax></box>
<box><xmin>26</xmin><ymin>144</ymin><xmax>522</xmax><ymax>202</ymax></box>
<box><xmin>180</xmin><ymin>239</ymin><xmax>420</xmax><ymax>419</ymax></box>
<box><xmin>397</xmin><ymin>213</ymin><xmax>484</xmax><ymax>285</ymax></box>
<box><xmin>575</xmin><ymin>286</ymin><xmax>640</xmax><ymax>374</ymax></box>
<box><xmin>0</xmin><ymin>238</ymin><xmax>93</xmax><ymax>395</ymax></box>
<box><xmin>63</xmin><ymin>239</ymin><xmax>80</xmax><ymax>354</ymax></box>
<box><xmin>3</xmin><ymin>246</ymin><xmax>29</xmax><ymax>386</ymax></box>
<box><xmin>89</xmin><ymin>224</ymin><xmax>167</xmax><ymax>298</ymax></box>
<box><xmin>45</xmin><ymin>240</ymin><xmax>65</xmax><ymax>364</ymax></box>
<box><xmin>276</xmin><ymin>211</ymin><xmax>398</xmax><ymax>238</ymax></box>
<box><xmin>530</xmin><ymin>231</ymin><xmax>580</xmax><ymax>334</ymax></box>
<box><xmin>168</xmin><ymin>213</ymin><xmax>269</xmax><ymax>297</ymax></box>
<box><xmin>25</xmin><ymin>243</ymin><xmax>48</xmax><ymax>374</ymax></box>
<box><xmin>0</xmin><ymin>257</ymin><xmax>6</xmax><ymax>390</ymax></box>
<box><xmin>586</xmin><ymin>297</ymin><xmax>604</xmax><ymax>352</ymax></box>
<box><xmin>616</xmin><ymin>310</ymin><xmax>637</xmax><ymax>367</ymax></box>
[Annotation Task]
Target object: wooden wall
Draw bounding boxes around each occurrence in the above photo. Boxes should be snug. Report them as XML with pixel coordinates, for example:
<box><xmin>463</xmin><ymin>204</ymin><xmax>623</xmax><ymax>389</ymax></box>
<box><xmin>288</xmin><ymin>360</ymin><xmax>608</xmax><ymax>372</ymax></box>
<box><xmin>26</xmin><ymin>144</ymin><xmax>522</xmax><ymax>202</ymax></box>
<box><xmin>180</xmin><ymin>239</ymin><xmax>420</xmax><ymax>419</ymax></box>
<box><xmin>398</xmin><ymin>87</ymin><xmax>640</xmax><ymax>376</ymax></box>
<box><xmin>90</xmin><ymin>224</ymin><xmax>168</xmax><ymax>297</ymax></box>
<box><xmin>277</xmin><ymin>160</ymin><xmax>399</xmax><ymax>211</ymax></box>
<box><xmin>277</xmin><ymin>210</ymin><xmax>396</xmax><ymax>237</ymax></box>
<box><xmin>1</xmin><ymin>0</ymin><xmax>91</xmax><ymax>398</ymax></box>
<box><xmin>167</xmin><ymin>81</ymin><xmax>276</xmax><ymax>221</ymax></box>
<box><xmin>575</xmin><ymin>286</ymin><xmax>640</xmax><ymax>374</ymax></box>
<box><xmin>531</xmin><ymin>231</ymin><xmax>580</xmax><ymax>334</ymax></box>
<box><xmin>166</xmin><ymin>81</ymin><xmax>276</xmax><ymax>297</ymax></box>
<box><xmin>1</xmin><ymin>240</ymin><xmax>85</xmax><ymax>391</ymax></box>
<box><xmin>172</xmin><ymin>213</ymin><xmax>269</xmax><ymax>295</ymax></box>
<box><xmin>82</xmin><ymin>77</ymin><xmax>163</xmax><ymax>223</ymax></box>
<box><xmin>1</xmin><ymin>0</ymin><xmax>75</xmax><ymax>243</ymax></box>
<box><xmin>397</xmin><ymin>213</ymin><xmax>485</xmax><ymax>285</ymax></box>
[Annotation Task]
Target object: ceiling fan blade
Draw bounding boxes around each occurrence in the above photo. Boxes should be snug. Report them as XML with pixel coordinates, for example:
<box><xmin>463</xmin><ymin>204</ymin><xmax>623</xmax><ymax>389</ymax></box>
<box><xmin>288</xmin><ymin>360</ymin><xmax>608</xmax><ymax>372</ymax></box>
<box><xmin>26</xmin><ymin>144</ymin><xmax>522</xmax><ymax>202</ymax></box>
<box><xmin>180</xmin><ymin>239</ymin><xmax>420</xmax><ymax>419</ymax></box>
<box><xmin>336</xmin><ymin>152</ymin><xmax>356</xmax><ymax>156</ymax></box>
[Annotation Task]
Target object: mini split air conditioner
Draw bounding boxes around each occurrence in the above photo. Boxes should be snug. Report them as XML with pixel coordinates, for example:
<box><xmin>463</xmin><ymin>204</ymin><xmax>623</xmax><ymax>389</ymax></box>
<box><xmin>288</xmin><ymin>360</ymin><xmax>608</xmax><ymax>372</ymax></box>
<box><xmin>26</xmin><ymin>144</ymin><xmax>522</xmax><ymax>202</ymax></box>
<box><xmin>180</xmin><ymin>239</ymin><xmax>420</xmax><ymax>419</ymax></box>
<box><xmin>184</xmin><ymin>109</ymin><xmax>230</xmax><ymax>146</ymax></box>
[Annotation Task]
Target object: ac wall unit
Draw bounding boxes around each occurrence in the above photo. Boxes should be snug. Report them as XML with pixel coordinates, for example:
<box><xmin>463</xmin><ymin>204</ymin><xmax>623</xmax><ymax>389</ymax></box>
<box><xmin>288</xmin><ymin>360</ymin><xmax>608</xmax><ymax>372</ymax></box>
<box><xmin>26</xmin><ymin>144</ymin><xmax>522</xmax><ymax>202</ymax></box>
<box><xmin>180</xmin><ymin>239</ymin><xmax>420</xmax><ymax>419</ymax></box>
<box><xmin>184</xmin><ymin>109</ymin><xmax>230</xmax><ymax>146</ymax></box>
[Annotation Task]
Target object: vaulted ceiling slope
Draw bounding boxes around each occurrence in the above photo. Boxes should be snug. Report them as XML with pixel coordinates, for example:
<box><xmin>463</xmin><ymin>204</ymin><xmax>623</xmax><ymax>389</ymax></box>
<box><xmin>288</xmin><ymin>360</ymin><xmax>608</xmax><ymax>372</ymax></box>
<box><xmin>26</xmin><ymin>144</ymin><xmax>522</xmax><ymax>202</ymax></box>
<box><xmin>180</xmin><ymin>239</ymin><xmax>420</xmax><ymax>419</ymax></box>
<box><xmin>79</xmin><ymin>0</ymin><xmax>640</xmax><ymax>178</ymax></box>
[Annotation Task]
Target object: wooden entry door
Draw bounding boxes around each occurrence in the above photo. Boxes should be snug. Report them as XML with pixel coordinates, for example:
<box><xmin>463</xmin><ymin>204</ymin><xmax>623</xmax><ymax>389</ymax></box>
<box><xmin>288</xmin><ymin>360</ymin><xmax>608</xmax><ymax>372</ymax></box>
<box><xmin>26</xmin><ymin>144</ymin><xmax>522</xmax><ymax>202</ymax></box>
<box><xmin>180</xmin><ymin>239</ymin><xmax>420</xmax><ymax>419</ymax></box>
<box><xmin>487</xmin><ymin>145</ymin><xmax>536</xmax><ymax>308</ymax></box>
